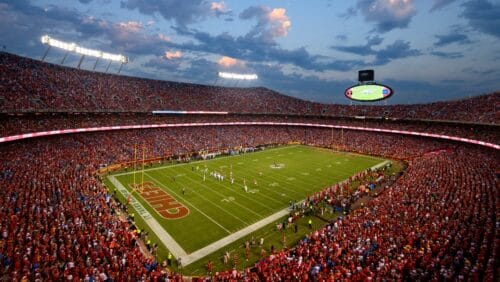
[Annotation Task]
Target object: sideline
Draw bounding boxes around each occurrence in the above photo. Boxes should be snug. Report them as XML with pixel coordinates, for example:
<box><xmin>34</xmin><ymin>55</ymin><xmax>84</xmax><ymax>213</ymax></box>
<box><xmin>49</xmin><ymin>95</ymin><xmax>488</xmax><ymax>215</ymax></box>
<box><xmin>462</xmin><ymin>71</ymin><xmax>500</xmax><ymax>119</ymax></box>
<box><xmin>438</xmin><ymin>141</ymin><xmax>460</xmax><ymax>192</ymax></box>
<box><xmin>108</xmin><ymin>174</ymin><xmax>290</xmax><ymax>266</ymax></box>
<box><xmin>108</xmin><ymin>175</ymin><xmax>187</xmax><ymax>258</ymax></box>
<box><xmin>108</xmin><ymin>158</ymin><xmax>389</xmax><ymax>266</ymax></box>
<box><xmin>112</xmin><ymin>145</ymin><xmax>299</xmax><ymax>177</ymax></box>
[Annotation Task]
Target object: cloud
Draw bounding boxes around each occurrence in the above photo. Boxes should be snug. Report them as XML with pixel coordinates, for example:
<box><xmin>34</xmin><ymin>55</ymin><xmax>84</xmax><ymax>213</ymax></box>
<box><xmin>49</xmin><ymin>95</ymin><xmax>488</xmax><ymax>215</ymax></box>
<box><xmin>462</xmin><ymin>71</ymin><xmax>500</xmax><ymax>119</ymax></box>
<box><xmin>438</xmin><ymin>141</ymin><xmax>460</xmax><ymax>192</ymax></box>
<box><xmin>171</xmin><ymin>26</ymin><xmax>363</xmax><ymax>72</ymax></box>
<box><xmin>0</xmin><ymin>0</ymin><xmax>174</xmax><ymax>58</ymax></box>
<box><xmin>339</xmin><ymin>6</ymin><xmax>357</xmax><ymax>20</ymax></box>
<box><xmin>430</xmin><ymin>0</ymin><xmax>458</xmax><ymax>12</ymax></box>
<box><xmin>239</xmin><ymin>6</ymin><xmax>291</xmax><ymax>42</ymax></box>
<box><xmin>335</xmin><ymin>34</ymin><xmax>348</xmax><ymax>41</ymax></box>
<box><xmin>144</xmin><ymin>56</ymin><xmax>218</xmax><ymax>84</ymax></box>
<box><xmin>429</xmin><ymin>50</ymin><xmax>464</xmax><ymax>59</ymax></box>
<box><xmin>332</xmin><ymin>36</ymin><xmax>421</xmax><ymax>65</ymax></box>
<box><xmin>268</xmin><ymin>8</ymin><xmax>292</xmax><ymax>37</ymax></box>
<box><xmin>461</xmin><ymin>0</ymin><xmax>500</xmax><ymax>38</ymax></box>
<box><xmin>433</xmin><ymin>32</ymin><xmax>472</xmax><ymax>47</ymax></box>
<box><xmin>118</xmin><ymin>21</ymin><xmax>143</xmax><ymax>32</ymax></box>
<box><xmin>164</xmin><ymin>50</ymin><xmax>182</xmax><ymax>60</ymax></box>
<box><xmin>218</xmin><ymin>56</ymin><xmax>245</xmax><ymax>69</ymax></box>
<box><xmin>210</xmin><ymin>1</ymin><xmax>231</xmax><ymax>17</ymax></box>
<box><xmin>373</xmin><ymin>40</ymin><xmax>421</xmax><ymax>65</ymax></box>
<box><xmin>0</xmin><ymin>0</ymin><xmax>359</xmax><ymax>74</ymax></box>
<box><xmin>158</xmin><ymin>34</ymin><xmax>172</xmax><ymax>42</ymax></box>
<box><xmin>356</xmin><ymin>0</ymin><xmax>417</xmax><ymax>33</ymax></box>
<box><xmin>78</xmin><ymin>0</ymin><xmax>112</xmax><ymax>5</ymax></box>
<box><xmin>332</xmin><ymin>35</ymin><xmax>384</xmax><ymax>56</ymax></box>
<box><xmin>80</xmin><ymin>18</ymin><xmax>171</xmax><ymax>55</ymax></box>
<box><xmin>0</xmin><ymin>1</ymin><xmax>84</xmax><ymax>54</ymax></box>
<box><xmin>246</xmin><ymin>63</ymin><xmax>352</xmax><ymax>103</ymax></box>
<box><xmin>120</xmin><ymin>0</ymin><xmax>212</xmax><ymax>27</ymax></box>
<box><xmin>74</xmin><ymin>16</ymin><xmax>180</xmax><ymax>57</ymax></box>
<box><xmin>143</xmin><ymin>55</ymin><xmax>182</xmax><ymax>74</ymax></box>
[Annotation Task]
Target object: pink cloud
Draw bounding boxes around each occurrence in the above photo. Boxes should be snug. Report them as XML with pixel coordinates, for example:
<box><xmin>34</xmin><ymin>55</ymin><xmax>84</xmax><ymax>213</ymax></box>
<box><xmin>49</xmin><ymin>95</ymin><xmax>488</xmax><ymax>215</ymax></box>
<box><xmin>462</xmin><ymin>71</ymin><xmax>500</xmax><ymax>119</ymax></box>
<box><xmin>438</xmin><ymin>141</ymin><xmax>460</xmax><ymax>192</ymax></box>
<box><xmin>240</xmin><ymin>6</ymin><xmax>292</xmax><ymax>41</ymax></box>
<box><xmin>268</xmin><ymin>8</ymin><xmax>291</xmax><ymax>37</ymax></box>
<box><xmin>117</xmin><ymin>21</ymin><xmax>143</xmax><ymax>32</ymax></box>
<box><xmin>210</xmin><ymin>1</ymin><xmax>229</xmax><ymax>14</ymax></box>
<box><xmin>158</xmin><ymin>34</ymin><xmax>172</xmax><ymax>42</ymax></box>
<box><xmin>218</xmin><ymin>56</ymin><xmax>245</xmax><ymax>68</ymax></box>
<box><xmin>164</xmin><ymin>50</ymin><xmax>182</xmax><ymax>60</ymax></box>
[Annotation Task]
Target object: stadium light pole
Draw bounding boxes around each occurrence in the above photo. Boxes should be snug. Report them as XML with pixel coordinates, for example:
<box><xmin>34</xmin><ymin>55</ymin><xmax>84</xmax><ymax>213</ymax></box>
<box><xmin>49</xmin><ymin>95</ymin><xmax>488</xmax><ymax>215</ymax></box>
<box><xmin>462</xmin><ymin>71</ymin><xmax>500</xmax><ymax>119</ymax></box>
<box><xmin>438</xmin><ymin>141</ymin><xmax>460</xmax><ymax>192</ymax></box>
<box><xmin>60</xmin><ymin>50</ymin><xmax>69</xmax><ymax>65</ymax></box>
<box><xmin>93</xmin><ymin>58</ymin><xmax>99</xmax><ymax>71</ymax></box>
<box><xmin>40</xmin><ymin>35</ymin><xmax>128</xmax><ymax>73</ymax></box>
<box><xmin>77</xmin><ymin>55</ymin><xmax>85</xmax><ymax>69</ymax></box>
<box><xmin>105</xmin><ymin>61</ymin><xmax>112</xmax><ymax>73</ymax></box>
<box><xmin>118</xmin><ymin>62</ymin><xmax>125</xmax><ymax>74</ymax></box>
<box><xmin>41</xmin><ymin>45</ymin><xmax>51</xmax><ymax>62</ymax></box>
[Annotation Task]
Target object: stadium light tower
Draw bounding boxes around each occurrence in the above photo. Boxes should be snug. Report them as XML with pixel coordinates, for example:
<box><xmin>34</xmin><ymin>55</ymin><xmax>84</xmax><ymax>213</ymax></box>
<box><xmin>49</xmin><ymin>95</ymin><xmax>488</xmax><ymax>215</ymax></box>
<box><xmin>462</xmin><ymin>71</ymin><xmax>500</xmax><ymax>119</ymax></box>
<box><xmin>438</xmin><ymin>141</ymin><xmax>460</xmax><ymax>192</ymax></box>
<box><xmin>216</xmin><ymin>71</ymin><xmax>258</xmax><ymax>87</ymax></box>
<box><xmin>40</xmin><ymin>35</ymin><xmax>128</xmax><ymax>73</ymax></box>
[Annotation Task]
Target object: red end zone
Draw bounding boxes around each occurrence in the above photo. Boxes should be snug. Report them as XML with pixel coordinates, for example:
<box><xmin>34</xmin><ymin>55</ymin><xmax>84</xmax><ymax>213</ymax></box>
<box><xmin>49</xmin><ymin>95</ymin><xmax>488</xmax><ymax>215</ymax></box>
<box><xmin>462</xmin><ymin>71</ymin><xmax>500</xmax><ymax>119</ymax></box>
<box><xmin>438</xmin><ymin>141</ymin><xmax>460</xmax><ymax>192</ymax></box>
<box><xmin>130</xmin><ymin>182</ymin><xmax>189</xmax><ymax>219</ymax></box>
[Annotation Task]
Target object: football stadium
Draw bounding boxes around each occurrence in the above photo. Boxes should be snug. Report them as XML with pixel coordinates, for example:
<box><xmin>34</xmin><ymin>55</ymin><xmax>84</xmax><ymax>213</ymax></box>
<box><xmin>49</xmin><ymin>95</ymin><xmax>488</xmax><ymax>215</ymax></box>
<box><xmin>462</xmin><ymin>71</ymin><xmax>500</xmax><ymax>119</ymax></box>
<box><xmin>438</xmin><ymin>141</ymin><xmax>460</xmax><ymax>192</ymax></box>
<box><xmin>0</xmin><ymin>1</ymin><xmax>499</xmax><ymax>281</ymax></box>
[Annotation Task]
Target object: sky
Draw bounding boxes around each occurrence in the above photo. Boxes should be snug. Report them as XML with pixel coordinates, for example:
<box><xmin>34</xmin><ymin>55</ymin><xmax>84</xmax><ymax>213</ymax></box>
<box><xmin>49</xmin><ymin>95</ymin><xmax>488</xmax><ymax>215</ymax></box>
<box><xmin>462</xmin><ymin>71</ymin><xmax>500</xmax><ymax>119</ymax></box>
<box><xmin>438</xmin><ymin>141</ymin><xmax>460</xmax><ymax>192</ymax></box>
<box><xmin>0</xmin><ymin>0</ymin><xmax>499</xmax><ymax>105</ymax></box>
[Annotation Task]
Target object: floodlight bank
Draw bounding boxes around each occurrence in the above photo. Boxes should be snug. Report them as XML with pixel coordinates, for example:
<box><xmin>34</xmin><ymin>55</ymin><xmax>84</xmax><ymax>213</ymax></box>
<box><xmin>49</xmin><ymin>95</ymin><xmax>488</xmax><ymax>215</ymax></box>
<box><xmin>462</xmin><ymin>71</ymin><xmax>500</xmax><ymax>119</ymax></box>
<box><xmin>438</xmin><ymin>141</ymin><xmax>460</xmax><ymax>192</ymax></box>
<box><xmin>218</xmin><ymin>72</ymin><xmax>258</xmax><ymax>80</ymax></box>
<box><xmin>41</xmin><ymin>35</ymin><xmax>128</xmax><ymax>63</ymax></box>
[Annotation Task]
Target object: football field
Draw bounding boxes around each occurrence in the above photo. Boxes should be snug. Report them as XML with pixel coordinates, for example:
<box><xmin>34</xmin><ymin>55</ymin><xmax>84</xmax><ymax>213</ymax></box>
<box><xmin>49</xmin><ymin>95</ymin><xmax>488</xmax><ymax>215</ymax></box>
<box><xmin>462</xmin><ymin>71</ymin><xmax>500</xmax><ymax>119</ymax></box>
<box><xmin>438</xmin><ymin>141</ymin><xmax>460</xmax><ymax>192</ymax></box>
<box><xmin>106</xmin><ymin>145</ymin><xmax>386</xmax><ymax>266</ymax></box>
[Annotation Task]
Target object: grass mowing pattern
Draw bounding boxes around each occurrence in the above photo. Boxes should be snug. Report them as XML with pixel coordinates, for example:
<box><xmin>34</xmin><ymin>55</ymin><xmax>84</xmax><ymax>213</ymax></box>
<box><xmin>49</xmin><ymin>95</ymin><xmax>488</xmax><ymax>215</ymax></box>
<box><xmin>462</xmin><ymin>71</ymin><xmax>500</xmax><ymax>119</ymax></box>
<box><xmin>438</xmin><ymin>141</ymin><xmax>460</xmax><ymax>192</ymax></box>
<box><xmin>110</xmin><ymin>145</ymin><xmax>384</xmax><ymax>255</ymax></box>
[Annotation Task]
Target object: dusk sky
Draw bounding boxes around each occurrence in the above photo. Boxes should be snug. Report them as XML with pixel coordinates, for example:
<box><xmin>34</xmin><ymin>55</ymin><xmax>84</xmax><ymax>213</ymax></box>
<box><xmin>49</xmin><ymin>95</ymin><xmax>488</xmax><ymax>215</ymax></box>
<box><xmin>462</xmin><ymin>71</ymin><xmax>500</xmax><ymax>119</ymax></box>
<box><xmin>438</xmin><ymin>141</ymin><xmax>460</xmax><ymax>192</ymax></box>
<box><xmin>0</xmin><ymin>0</ymin><xmax>499</xmax><ymax>104</ymax></box>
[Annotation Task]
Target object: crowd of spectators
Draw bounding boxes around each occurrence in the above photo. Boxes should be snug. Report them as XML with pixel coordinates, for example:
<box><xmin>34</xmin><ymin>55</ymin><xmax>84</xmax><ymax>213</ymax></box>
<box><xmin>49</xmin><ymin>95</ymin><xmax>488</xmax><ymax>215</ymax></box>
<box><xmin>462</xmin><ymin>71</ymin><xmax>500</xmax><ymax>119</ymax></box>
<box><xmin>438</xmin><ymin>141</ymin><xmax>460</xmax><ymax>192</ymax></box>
<box><xmin>1</xmin><ymin>113</ymin><xmax>498</xmax><ymax>145</ymax></box>
<box><xmin>0</xmin><ymin>125</ymin><xmax>498</xmax><ymax>281</ymax></box>
<box><xmin>0</xmin><ymin>51</ymin><xmax>498</xmax><ymax>280</ymax></box>
<box><xmin>1</xmin><ymin>52</ymin><xmax>498</xmax><ymax>124</ymax></box>
<box><xmin>211</xmin><ymin>146</ymin><xmax>499</xmax><ymax>281</ymax></box>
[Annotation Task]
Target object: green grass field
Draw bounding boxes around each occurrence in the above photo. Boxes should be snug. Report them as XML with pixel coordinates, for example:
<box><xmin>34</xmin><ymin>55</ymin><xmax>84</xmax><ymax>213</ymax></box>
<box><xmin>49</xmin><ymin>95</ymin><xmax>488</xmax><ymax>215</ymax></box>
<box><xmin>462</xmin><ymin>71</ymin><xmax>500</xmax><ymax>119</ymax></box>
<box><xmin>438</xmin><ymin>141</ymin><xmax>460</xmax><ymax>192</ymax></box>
<box><xmin>105</xmin><ymin>145</ymin><xmax>386</xmax><ymax>271</ymax></box>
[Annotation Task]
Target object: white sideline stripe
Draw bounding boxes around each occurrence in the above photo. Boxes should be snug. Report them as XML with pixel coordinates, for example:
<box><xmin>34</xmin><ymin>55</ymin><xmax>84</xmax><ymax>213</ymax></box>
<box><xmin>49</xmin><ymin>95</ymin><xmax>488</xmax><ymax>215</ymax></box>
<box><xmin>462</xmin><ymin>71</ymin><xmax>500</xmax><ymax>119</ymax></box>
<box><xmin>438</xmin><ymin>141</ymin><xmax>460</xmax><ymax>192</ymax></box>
<box><xmin>109</xmin><ymin>173</ymin><xmax>292</xmax><ymax>266</ymax></box>
<box><xmin>181</xmin><ymin>207</ymin><xmax>290</xmax><ymax>266</ymax></box>
<box><xmin>108</xmin><ymin>157</ymin><xmax>391</xmax><ymax>266</ymax></box>
<box><xmin>179</xmin><ymin>159</ymin><xmax>393</xmax><ymax>265</ymax></box>
<box><xmin>108</xmin><ymin>175</ymin><xmax>188</xmax><ymax>258</ymax></box>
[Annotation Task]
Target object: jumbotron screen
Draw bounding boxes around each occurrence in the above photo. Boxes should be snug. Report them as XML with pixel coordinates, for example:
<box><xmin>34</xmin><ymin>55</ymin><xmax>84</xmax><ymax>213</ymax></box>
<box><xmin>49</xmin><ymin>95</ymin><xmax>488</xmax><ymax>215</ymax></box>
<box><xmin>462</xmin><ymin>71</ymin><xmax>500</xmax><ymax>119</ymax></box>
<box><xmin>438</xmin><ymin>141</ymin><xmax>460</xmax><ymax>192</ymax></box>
<box><xmin>345</xmin><ymin>84</ymin><xmax>393</xmax><ymax>102</ymax></box>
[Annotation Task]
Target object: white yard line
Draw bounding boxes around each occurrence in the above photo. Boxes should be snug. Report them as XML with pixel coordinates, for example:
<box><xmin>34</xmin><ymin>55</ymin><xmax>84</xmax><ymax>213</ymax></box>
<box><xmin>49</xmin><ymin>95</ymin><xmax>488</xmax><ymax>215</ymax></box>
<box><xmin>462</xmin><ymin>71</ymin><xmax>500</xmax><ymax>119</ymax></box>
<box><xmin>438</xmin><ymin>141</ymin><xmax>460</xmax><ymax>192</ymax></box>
<box><xmin>108</xmin><ymin>156</ymin><xmax>390</xmax><ymax>267</ymax></box>
<box><xmin>109</xmin><ymin>173</ymin><xmax>292</xmax><ymax>266</ymax></box>
<box><xmin>174</xmin><ymin>164</ymin><xmax>280</xmax><ymax>212</ymax></box>
<box><xmin>113</xmin><ymin>145</ymin><xmax>299</xmax><ymax>177</ymax></box>
<box><xmin>172</xmin><ymin>168</ymin><xmax>270</xmax><ymax>219</ymax></box>
<box><xmin>153</xmin><ymin>170</ymin><xmax>253</xmax><ymax>226</ymax></box>
<box><xmin>145</xmin><ymin>172</ymin><xmax>233</xmax><ymax>234</ymax></box>
<box><xmin>108</xmin><ymin>175</ymin><xmax>188</xmax><ymax>258</ymax></box>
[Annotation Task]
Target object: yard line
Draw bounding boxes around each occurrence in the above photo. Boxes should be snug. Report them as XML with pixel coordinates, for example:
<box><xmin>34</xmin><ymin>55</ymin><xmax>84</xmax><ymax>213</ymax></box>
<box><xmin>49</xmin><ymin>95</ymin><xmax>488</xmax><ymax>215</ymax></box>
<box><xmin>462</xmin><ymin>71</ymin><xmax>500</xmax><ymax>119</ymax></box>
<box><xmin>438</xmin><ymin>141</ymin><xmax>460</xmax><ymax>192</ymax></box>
<box><xmin>227</xmin><ymin>153</ymin><xmax>376</xmax><ymax>199</ymax></box>
<box><xmin>174</xmin><ymin>165</ymin><xmax>278</xmax><ymax>215</ymax></box>
<box><xmin>262</xmin><ymin>149</ymin><xmax>374</xmax><ymax>183</ymax></box>
<box><xmin>145</xmin><ymin>172</ymin><xmax>232</xmax><ymax>234</ymax></box>
<box><xmin>180</xmin><ymin>206</ymin><xmax>291</xmax><ymax>266</ymax></box>
<box><xmin>177</xmin><ymin>159</ymin><xmax>292</xmax><ymax>207</ymax></box>
<box><xmin>107</xmin><ymin>175</ymin><xmax>188</xmax><ymax>258</ymax></box>
<box><xmin>153</xmin><ymin>170</ymin><xmax>253</xmax><ymax>226</ymax></box>
<box><xmin>177</xmin><ymin>173</ymin><xmax>272</xmax><ymax>217</ymax></box>
<box><xmin>113</xmin><ymin>145</ymin><xmax>300</xmax><ymax>177</ymax></box>
<box><xmin>225</xmin><ymin>161</ymin><xmax>323</xmax><ymax>199</ymax></box>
